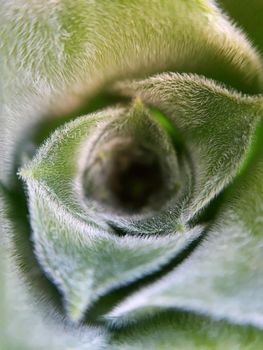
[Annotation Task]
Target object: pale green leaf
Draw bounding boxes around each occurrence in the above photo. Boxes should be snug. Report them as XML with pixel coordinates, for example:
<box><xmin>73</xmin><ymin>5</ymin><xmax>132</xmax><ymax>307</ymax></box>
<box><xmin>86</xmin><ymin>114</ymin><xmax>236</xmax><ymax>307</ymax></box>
<box><xmin>0</xmin><ymin>190</ymin><xmax>108</xmax><ymax>350</ymax></box>
<box><xmin>114</xmin><ymin>73</ymin><xmax>263</xmax><ymax>223</ymax></box>
<box><xmin>107</xmin><ymin>118</ymin><xmax>263</xmax><ymax>330</ymax></box>
<box><xmin>2</xmin><ymin>0</ymin><xmax>263</xmax><ymax>348</ymax></box>
<box><xmin>1</xmin><ymin>0</ymin><xmax>263</xmax><ymax>188</ymax></box>
<box><xmin>20</xmin><ymin>103</ymin><xmax>202</xmax><ymax>321</ymax></box>
<box><xmin>109</xmin><ymin>311</ymin><xmax>263</xmax><ymax>350</ymax></box>
<box><xmin>1</xmin><ymin>0</ymin><xmax>262</xmax><ymax>93</ymax></box>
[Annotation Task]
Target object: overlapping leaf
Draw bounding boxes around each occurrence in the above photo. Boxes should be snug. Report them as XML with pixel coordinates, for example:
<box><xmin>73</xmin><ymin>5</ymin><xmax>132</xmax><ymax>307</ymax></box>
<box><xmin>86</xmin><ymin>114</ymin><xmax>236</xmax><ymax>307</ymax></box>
<box><xmin>20</xmin><ymin>74</ymin><xmax>262</xmax><ymax>324</ymax></box>
<box><xmin>1</xmin><ymin>0</ymin><xmax>262</xmax><ymax>93</ymax></box>
<box><xmin>114</xmin><ymin>73</ymin><xmax>263</xmax><ymax>223</ymax></box>
<box><xmin>1</xmin><ymin>0</ymin><xmax>263</xmax><ymax>349</ymax></box>
<box><xmin>1</xmin><ymin>0</ymin><xmax>263</xmax><ymax>189</ymax></box>
<box><xmin>107</xmin><ymin>107</ymin><xmax>263</xmax><ymax>330</ymax></box>
<box><xmin>20</xmin><ymin>102</ymin><xmax>202</xmax><ymax>321</ymax></box>
<box><xmin>109</xmin><ymin>311</ymin><xmax>263</xmax><ymax>350</ymax></box>
<box><xmin>0</xmin><ymin>191</ymin><xmax>108</xmax><ymax>350</ymax></box>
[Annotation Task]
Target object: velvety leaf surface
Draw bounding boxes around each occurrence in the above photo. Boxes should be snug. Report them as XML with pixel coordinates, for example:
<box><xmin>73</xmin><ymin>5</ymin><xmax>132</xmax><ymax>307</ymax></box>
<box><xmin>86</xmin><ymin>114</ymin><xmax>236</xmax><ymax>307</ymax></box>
<box><xmin>20</xmin><ymin>103</ymin><xmax>202</xmax><ymax>321</ymax></box>
<box><xmin>1</xmin><ymin>0</ymin><xmax>263</xmax><ymax>349</ymax></box>
<box><xmin>20</xmin><ymin>72</ymin><xmax>263</xmax><ymax>324</ymax></box>
<box><xmin>1</xmin><ymin>0</ymin><xmax>262</xmax><ymax>187</ymax></box>
<box><xmin>115</xmin><ymin>73</ymin><xmax>263</xmax><ymax>222</ymax></box>
<box><xmin>107</xmin><ymin>117</ymin><xmax>263</xmax><ymax>330</ymax></box>
<box><xmin>109</xmin><ymin>311</ymin><xmax>263</xmax><ymax>350</ymax></box>
<box><xmin>0</xmin><ymin>191</ymin><xmax>108</xmax><ymax>350</ymax></box>
<box><xmin>1</xmin><ymin>0</ymin><xmax>262</xmax><ymax>92</ymax></box>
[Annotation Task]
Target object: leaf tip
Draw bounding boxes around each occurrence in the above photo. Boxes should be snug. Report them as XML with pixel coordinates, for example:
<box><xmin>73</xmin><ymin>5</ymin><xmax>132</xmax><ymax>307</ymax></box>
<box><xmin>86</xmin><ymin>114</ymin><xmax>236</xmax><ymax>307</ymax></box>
<box><xmin>17</xmin><ymin>167</ymin><xmax>32</xmax><ymax>180</ymax></box>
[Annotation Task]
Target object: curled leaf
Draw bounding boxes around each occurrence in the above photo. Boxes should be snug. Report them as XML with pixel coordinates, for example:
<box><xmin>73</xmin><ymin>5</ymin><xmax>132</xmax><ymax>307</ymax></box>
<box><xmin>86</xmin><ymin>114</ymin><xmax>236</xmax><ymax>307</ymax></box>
<box><xmin>20</xmin><ymin>101</ymin><xmax>202</xmax><ymax>321</ymax></box>
<box><xmin>107</xmin><ymin>119</ymin><xmax>263</xmax><ymax>330</ymax></box>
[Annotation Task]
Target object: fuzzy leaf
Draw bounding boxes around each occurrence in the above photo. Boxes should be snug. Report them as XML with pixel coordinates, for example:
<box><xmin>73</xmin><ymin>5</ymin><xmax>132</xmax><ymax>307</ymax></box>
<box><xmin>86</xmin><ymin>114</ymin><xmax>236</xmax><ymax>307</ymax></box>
<box><xmin>107</xmin><ymin>118</ymin><xmax>263</xmax><ymax>330</ymax></box>
<box><xmin>20</xmin><ymin>73</ymin><xmax>263</xmax><ymax>324</ymax></box>
<box><xmin>115</xmin><ymin>73</ymin><xmax>263</xmax><ymax>222</ymax></box>
<box><xmin>109</xmin><ymin>311</ymin><xmax>263</xmax><ymax>350</ymax></box>
<box><xmin>1</xmin><ymin>0</ymin><xmax>262</xmax><ymax>93</ymax></box>
<box><xmin>0</xmin><ymin>190</ymin><xmax>108</xmax><ymax>350</ymax></box>
<box><xmin>2</xmin><ymin>0</ymin><xmax>263</xmax><ymax>348</ymax></box>
<box><xmin>20</xmin><ymin>103</ymin><xmax>202</xmax><ymax>321</ymax></box>
<box><xmin>1</xmin><ymin>0</ymin><xmax>263</xmax><ymax>188</ymax></box>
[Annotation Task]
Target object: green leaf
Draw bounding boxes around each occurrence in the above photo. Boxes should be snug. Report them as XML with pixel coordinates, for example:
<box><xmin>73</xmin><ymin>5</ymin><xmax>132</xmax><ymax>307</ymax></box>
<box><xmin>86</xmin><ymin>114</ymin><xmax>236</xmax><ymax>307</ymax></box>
<box><xmin>106</xmin><ymin>117</ymin><xmax>263</xmax><ymax>330</ymax></box>
<box><xmin>20</xmin><ymin>73</ymin><xmax>263</xmax><ymax>325</ymax></box>
<box><xmin>1</xmin><ymin>0</ymin><xmax>263</xmax><ymax>189</ymax></box>
<box><xmin>109</xmin><ymin>311</ymin><xmax>263</xmax><ymax>350</ymax></box>
<box><xmin>20</xmin><ymin>103</ymin><xmax>202</xmax><ymax>322</ymax></box>
<box><xmin>2</xmin><ymin>1</ymin><xmax>263</xmax><ymax>348</ymax></box>
<box><xmin>0</xmin><ymin>190</ymin><xmax>108</xmax><ymax>350</ymax></box>
<box><xmin>114</xmin><ymin>73</ymin><xmax>263</xmax><ymax>223</ymax></box>
<box><xmin>1</xmin><ymin>0</ymin><xmax>262</xmax><ymax>94</ymax></box>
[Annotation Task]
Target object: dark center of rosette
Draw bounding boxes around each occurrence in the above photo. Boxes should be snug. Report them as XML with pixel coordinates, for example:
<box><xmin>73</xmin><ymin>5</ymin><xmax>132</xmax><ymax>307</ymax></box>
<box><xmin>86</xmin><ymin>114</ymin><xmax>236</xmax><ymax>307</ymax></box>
<box><xmin>108</xmin><ymin>143</ymin><xmax>163</xmax><ymax>210</ymax></box>
<box><xmin>82</xmin><ymin>99</ymin><xmax>181</xmax><ymax>214</ymax></box>
<box><xmin>84</xmin><ymin>138</ymin><xmax>165</xmax><ymax>212</ymax></box>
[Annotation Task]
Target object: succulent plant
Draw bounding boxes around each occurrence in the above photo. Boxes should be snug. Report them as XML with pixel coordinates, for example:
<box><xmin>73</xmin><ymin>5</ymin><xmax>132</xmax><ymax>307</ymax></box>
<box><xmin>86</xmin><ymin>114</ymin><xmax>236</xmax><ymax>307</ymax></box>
<box><xmin>1</xmin><ymin>1</ymin><xmax>263</xmax><ymax>349</ymax></box>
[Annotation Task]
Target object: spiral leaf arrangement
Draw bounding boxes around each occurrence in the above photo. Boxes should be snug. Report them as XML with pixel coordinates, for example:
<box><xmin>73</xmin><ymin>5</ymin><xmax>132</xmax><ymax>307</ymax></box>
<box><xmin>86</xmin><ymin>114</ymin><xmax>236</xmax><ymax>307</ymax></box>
<box><xmin>1</xmin><ymin>0</ymin><xmax>263</xmax><ymax>349</ymax></box>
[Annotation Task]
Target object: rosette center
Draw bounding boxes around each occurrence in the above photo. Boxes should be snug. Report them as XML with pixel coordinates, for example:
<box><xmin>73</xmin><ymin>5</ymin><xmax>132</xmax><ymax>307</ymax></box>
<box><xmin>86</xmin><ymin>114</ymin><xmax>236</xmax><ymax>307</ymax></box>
<box><xmin>82</xmin><ymin>99</ymin><xmax>181</xmax><ymax>215</ymax></box>
<box><xmin>84</xmin><ymin>138</ymin><xmax>165</xmax><ymax>212</ymax></box>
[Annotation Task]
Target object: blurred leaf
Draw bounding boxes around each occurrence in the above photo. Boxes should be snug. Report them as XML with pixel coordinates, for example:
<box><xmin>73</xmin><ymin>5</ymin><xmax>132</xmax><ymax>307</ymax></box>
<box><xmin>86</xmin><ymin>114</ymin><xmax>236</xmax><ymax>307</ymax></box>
<box><xmin>109</xmin><ymin>311</ymin><xmax>263</xmax><ymax>350</ymax></box>
<box><xmin>1</xmin><ymin>0</ymin><xmax>263</xmax><ymax>188</ymax></box>
<box><xmin>0</xmin><ymin>190</ymin><xmax>108</xmax><ymax>350</ymax></box>
<box><xmin>219</xmin><ymin>0</ymin><xmax>263</xmax><ymax>55</ymax></box>
<box><xmin>1</xmin><ymin>0</ymin><xmax>263</xmax><ymax>348</ymax></box>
